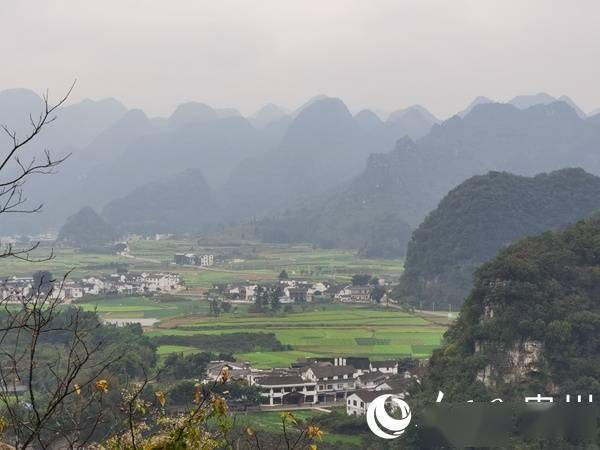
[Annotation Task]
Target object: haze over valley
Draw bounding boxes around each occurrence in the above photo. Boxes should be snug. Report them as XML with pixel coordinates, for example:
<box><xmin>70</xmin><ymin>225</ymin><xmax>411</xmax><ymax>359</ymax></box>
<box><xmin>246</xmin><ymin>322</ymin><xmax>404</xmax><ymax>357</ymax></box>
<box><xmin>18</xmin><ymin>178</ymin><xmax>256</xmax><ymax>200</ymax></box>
<box><xmin>3</xmin><ymin>2</ymin><xmax>600</xmax><ymax>447</ymax></box>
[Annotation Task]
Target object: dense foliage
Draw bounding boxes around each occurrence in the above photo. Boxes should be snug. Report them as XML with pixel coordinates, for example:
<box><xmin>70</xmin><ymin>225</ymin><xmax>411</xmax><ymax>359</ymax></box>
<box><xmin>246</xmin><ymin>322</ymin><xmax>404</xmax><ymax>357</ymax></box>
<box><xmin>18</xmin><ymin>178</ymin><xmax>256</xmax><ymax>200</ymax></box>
<box><xmin>152</xmin><ymin>332</ymin><xmax>288</xmax><ymax>354</ymax></box>
<box><xmin>397</xmin><ymin>168</ymin><xmax>600</xmax><ymax>307</ymax></box>
<box><xmin>57</xmin><ymin>206</ymin><xmax>118</xmax><ymax>247</ymax></box>
<box><xmin>255</xmin><ymin>198</ymin><xmax>412</xmax><ymax>257</ymax></box>
<box><xmin>403</xmin><ymin>217</ymin><xmax>600</xmax><ymax>447</ymax></box>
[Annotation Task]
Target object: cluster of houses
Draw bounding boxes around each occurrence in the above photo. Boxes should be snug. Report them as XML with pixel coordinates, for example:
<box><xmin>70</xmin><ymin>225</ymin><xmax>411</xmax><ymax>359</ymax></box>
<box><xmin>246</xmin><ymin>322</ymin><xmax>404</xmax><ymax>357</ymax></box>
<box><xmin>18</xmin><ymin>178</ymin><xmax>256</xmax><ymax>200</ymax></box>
<box><xmin>205</xmin><ymin>356</ymin><xmax>419</xmax><ymax>416</ymax></box>
<box><xmin>174</xmin><ymin>253</ymin><xmax>214</xmax><ymax>267</ymax></box>
<box><xmin>211</xmin><ymin>279</ymin><xmax>386</xmax><ymax>305</ymax></box>
<box><xmin>0</xmin><ymin>272</ymin><xmax>182</xmax><ymax>304</ymax></box>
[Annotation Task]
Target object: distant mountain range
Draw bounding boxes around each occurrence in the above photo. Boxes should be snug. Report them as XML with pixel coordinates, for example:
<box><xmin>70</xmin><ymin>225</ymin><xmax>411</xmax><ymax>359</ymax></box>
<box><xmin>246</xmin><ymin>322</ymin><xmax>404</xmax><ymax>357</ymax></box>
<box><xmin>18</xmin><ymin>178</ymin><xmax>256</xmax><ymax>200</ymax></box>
<box><xmin>458</xmin><ymin>92</ymin><xmax>589</xmax><ymax>118</ymax></box>
<box><xmin>250</xmin><ymin>99</ymin><xmax>600</xmax><ymax>257</ymax></box>
<box><xmin>3</xmin><ymin>87</ymin><xmax>600</xmax><ymax>253</ymax></box>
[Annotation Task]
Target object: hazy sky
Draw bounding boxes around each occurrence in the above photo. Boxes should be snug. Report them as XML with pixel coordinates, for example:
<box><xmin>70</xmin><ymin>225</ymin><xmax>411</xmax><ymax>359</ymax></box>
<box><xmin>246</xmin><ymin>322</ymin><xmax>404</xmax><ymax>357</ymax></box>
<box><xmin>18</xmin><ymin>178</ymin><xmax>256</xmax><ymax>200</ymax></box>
<box><xmin>2</xmin><ymin>0</ymin><xmax>599</xmax><ymax>118</ymax></box>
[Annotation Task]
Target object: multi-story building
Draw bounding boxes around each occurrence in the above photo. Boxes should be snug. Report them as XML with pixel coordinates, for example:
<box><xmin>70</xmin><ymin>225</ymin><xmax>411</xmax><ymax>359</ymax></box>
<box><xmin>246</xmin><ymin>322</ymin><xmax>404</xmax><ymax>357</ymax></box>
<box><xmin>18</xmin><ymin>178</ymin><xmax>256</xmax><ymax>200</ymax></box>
<box><xmin>254</xmin><ymin>375</ymin><xmax>317</xmax><ymax>406</ymax></box>
<box><xmin>301</xmin><ymin>364</ymin><xmax>357</xmax><ymax>402</ymax></box>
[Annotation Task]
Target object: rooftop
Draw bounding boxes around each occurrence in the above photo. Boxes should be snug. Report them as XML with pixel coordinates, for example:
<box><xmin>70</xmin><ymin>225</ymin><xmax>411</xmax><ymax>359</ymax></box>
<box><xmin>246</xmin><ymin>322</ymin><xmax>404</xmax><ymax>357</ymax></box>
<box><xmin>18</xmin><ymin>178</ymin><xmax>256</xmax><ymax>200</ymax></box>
<box><xmin>306</xmin><ymin>364</ymin><xmax>356</xmax><ymax>378</ymax></box>
<box><xmin>254</xmin><ymin>375</ymin><xmax>309</xmax><ymax>386</ymax></box>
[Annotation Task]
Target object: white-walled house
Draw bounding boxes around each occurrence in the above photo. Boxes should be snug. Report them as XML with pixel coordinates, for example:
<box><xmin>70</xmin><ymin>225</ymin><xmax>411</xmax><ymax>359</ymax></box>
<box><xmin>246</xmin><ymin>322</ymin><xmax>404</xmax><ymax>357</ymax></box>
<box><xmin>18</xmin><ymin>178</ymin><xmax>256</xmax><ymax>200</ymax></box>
<box><xmin>346</xmin><ymin>387</ymin><xmax>407</xmax><ymax>416</ymax></box>
<box><xmin>254</xmin><ymin>375</ymin><xmax>317</xmax><ymax>406</ymax></box>
<box><xmin>346</xmin><ymin>390</ymin><xmax>383</xmax><ymax>416</ymax></box>
<box><xmin>302</xmin><ymin>365</ymin><xmax>357</xmax><ymax>402</ymax></box>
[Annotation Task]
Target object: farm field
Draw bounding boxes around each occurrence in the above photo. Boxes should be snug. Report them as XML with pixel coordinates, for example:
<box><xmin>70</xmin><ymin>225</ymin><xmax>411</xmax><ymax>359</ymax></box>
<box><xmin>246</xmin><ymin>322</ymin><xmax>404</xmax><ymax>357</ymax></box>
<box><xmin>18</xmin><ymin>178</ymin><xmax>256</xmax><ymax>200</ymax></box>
<box><xmin>150</xmin><ymin>306</ymin><xmax>447</xmax><ymax>368</ymax></box>
<box><xmin>77</xmin><ymin>296</ymin><xmax>212</xmax><ymax>319</ymax></box>
<box><xmin>0</xmin><ymin>240</ymin><xmax>404</xmax><ymax>290</ymax></box>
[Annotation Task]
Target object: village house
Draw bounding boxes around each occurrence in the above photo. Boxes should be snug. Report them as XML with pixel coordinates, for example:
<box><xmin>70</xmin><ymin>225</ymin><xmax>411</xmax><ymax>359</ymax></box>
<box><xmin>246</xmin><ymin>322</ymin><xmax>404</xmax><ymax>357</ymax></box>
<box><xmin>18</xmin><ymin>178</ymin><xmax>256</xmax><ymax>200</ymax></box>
<box><xmin>139</xmin><ymin>272</ymin><xmax>181</xmax><ymax>292</ymax></box>
<box><xmin>206</xmin><ymin>361</ymin><xmax>253</xmax><ymax>382</ymax></box>
<box><xmin>202</xmin><ymin>355</ymin><xmax>419</xmax><ymax>412</ymax></box>
<box><xmin>346</xmin><ymin>390</ymin><xmax>384</xmax><ymax>416</ymax></box>
<box><xmin>301</xmin><ymin>364</ymin><xmax>357</xmax><ymax>402</ymax></box>
<box><xmin>254</xmin><ymin>375</ymin><xmax>318</xmax><ymax>406</ymax></box>
<box><xmin>370</xmin><ymin>360</ymin><xmax>400</xmax><ymax>375</ymax></box>
<box><xmin>375</xmin><ymin>377</ymin><xmax>410</xmax><ymax>393</ymax></box>
<box><xmin>174</xmin><ymin>253</ymin><xmax>214</xmax><ymax>266</ymax></box>
<box><xmin>356</xmin><ymin>371</ymin><xmax>388</xmax><ymax>389</ymax></box>
<box><xmin>284</xmin><ymin>286</ymin><xmax>310</xmax><ymax>302</ymax></box>
<box><xmin>334</xmin><ymin>285</ymin><xmax>372</xmax><ymax>303</ymax></box>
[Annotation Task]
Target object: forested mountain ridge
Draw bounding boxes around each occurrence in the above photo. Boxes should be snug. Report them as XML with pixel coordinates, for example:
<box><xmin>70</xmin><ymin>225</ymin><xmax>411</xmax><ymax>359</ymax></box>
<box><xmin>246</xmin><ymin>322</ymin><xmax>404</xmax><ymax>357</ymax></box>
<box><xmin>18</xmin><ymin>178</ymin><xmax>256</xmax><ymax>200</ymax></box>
<box><xmin>397</xmin><ymin>168</ymin><xmax>600</xmax><ymax>307</ymax></box>
<box><xmin>57</xmin><ymin>207</ymin><xmax>118</xmax><ymax>247</ymax></box>
<box><xmin>416</xmin><ymin>216</ymin><xmax>600</xmax><ymax>398</ymax></box>
<box><xmin>403</xmin><ymin>217</ymin><xmax>600</xmax><ymax>446</ymax></box>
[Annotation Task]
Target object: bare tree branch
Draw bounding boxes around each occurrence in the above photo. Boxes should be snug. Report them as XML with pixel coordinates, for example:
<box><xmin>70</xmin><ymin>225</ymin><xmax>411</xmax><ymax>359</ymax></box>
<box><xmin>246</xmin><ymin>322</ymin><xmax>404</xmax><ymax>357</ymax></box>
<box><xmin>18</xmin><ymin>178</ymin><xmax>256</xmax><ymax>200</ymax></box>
<box><xmin>0</xmin><ymin>82</ymin><xmax>75</xmax><ymax>261</ymax></box>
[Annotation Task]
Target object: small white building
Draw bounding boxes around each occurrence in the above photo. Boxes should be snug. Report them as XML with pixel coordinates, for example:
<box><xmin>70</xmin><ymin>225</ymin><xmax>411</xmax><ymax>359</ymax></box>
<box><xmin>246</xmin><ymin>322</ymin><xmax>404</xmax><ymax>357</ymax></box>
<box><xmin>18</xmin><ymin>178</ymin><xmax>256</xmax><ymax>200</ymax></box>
<box><xmin>346</xmin><ymin>390</ymin><xmax>383</xmax><ymax>416</ymax></box>
<box><xmin>346</xmin><ymin>388</ymin><xmax>406</xmax><ymax>416</ymax></box>
<box><xmin>199</xmin><ymin>254</ymin><xmax>214</xmax><ymax>267</ymax></box>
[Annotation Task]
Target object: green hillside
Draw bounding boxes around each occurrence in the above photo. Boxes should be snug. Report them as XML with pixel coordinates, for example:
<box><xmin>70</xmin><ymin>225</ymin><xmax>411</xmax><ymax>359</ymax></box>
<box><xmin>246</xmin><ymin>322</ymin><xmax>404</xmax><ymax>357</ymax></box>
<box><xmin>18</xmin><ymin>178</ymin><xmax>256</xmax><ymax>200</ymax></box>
<box><xmin>397</xmin><ymin>168</ymin><xmax>600</xmax><ymax>307</ymax></box>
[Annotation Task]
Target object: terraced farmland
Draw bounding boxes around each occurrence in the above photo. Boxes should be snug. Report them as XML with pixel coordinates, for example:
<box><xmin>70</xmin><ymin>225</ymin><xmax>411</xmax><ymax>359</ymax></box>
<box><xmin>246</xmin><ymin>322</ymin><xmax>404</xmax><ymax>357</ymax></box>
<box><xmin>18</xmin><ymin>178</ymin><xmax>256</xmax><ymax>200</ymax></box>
<box><xmin>149</xmin><ymin>306</ymin><xmax>447</xmax><ymax>368</ymax></box>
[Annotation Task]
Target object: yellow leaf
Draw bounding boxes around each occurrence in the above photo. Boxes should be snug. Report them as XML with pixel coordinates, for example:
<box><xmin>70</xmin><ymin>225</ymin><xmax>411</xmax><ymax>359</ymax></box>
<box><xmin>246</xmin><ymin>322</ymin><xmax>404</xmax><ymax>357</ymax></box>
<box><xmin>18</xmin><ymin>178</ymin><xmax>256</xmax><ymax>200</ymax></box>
<box><xmin>212</xmin><ymin>396</ymin><xmax>228</xmax><ymax>416</ymax></box>
<box><xmin>95</xmin><ymin>379</ymin><xmax>109</xmax><ymax>393</ymax></box>
<box><xmin>281</xmin><ymin>411</ymin><xmax>297</xmax><ymax>424</ymax></box>
<box><xmin>74</xmin><ymin>384</ymin><xmax>81</xmax><ymax>395</ymax></box>
<box><xmin>306</xmin><ymin>425</ymin><xmax>324</xmax><ymax>440</ymax></box>
<box><xmin>155</xmin><ymin>391</ymin><xmax>166</xmax><ymax>407</ymax></box>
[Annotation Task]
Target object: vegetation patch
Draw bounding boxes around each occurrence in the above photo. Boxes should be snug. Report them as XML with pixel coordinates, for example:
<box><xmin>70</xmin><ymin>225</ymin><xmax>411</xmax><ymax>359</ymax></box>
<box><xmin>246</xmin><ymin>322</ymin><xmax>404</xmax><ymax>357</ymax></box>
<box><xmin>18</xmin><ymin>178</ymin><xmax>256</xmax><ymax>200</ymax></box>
<box><xmin>354</xmin><ymin>337</ymin><xmax>391</xmax><ymax>345</ymax></box>
<box><xmin>151</xmin><ymin>332</ymin><xmax>287</xmax><ymax>354</ymax></box>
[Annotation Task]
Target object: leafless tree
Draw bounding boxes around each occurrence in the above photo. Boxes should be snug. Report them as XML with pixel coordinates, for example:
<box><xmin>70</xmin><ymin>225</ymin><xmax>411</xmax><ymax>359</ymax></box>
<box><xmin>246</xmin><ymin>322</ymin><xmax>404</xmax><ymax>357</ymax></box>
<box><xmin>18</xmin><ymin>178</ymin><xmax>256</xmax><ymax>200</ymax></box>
<box><xmin>0</xmin><ymin>84</ymin><xmax>126</xmax><ymax>449</ymax></box>
<box><xmin>0</xmin><ymin>272</ymin><xmax>123</xmax><ymax>449</ymax></box>
<box><xmin>0</xmin><ymin>83</ymin><xmax>74</xmax><ymax>262</ymax></box>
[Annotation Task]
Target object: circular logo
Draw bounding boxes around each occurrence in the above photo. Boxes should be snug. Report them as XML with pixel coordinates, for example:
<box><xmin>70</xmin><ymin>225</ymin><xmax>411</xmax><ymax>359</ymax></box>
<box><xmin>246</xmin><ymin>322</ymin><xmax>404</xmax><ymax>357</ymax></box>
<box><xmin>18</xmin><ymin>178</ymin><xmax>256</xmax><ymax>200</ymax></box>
<box><xmin>366</xmin><ymin>394</ymin><xmax>412</xmax><ymax>439</ymax></box>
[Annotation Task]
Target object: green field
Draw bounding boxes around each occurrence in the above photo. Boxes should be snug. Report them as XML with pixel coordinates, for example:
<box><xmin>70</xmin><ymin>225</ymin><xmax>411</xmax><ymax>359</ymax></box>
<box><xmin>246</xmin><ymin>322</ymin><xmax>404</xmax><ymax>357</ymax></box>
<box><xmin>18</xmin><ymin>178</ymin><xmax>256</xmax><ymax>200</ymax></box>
<box><xmin>0</xmin><ymin>240</ymin><xmax>403</xmax><ymax>290</ymax></box>
<box><xmin>150</xmin><ymin>306</ymin><xmax>446</xmax><ymax>368</ymax></box>
<box><xmin>77</xmin><ymin>296</ymin><xmax>212</xmax><ymax>319</ymax></box>
<box><xmin>0</xmin><ymin>240</ymin><xmax>445</xmax><ymax>369</ymax></box>
<box><xmin>156</xmin><ymin>345</ymin><xmax>199</xmax><ymax>356</ymax></box>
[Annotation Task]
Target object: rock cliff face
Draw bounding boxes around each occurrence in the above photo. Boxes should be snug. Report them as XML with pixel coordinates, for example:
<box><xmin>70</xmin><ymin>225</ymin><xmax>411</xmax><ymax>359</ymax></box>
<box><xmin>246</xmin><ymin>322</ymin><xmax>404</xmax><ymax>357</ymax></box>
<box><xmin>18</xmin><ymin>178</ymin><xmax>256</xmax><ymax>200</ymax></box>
<box><xmin>475</xmin><ymin>340</ymin><xmax>543</xmax><ymax>387</ymax></box>
<box><xmin>416</xmin><ymin>217</ymin><xmax>600</xmax><ymax>401</ymax></box>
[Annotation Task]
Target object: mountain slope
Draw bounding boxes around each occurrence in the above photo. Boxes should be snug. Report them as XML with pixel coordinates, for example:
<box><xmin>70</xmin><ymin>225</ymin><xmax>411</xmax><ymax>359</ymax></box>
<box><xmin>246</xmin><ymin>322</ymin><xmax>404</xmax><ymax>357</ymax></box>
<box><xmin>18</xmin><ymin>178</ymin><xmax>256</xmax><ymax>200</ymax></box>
<box><xmin>398</xmin><ymin>168</ymin><xmax>600</xmax><ymax>307</ymax></box>
<box><xmin>57</xmin><ymin>207</ymin><xmax>118</xmax><ymax>247</ymax></box>
<box><xmin>222</xmin><ymin>98</ymin><xmax>439</xmax><ymax>220</ymax></box>
<box><xmin>419</xmin><ymin>215</ymin><xmax>600</xmax><ymax>398</ymax></box>
<box><xmin>361</xmin><ymin>100</ymin><xmax>600</xmax><ymax>230</ymax></box>
<box><xmin>250</xmin><ymin>104</ymin><xmax>289</xmax><ymax>129</ymax></box>
<box><xmin>457</xmin><ymin>96</ymin><xmax>493</xmax><ymax>117</ymax></box>
<box><xmin>404</xmin><ymin>217</ymin><xmax>600</xmax><ymax>447</ymax></box>
<box><xmin>251</xmin><ymin>99</ymin><xmax>600</xmax><ymax>256</ymax></box>
<box><xmin>102</xmin><ymin>169</ymin><xmax>217</xmax><ymax>233</ymax></box>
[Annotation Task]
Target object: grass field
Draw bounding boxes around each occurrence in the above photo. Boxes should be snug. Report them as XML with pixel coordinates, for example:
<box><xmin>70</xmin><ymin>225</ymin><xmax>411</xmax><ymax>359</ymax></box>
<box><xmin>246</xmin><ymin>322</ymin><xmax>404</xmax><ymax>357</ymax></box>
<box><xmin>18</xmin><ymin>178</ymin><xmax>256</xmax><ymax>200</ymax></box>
<box><xmin>155</xmin><ymin>345</ymin><xmax>199</xmax><ymax>356</ymax></box>
<box><xmin>77</xmin><ymin>296</ymin><xmax>212</xmax><ymax>319</ymax></box>
<box><xmin>149</xmin><ymin>306</ymin><xmax>446</xmax><ymax>368</ymax></box>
